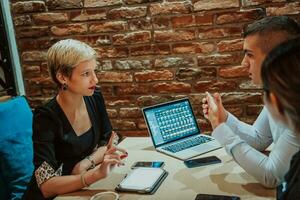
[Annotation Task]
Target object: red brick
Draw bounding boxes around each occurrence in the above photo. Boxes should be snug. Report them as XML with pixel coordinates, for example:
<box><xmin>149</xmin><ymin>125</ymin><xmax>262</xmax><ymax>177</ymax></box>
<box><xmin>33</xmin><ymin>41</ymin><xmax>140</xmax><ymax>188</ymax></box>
<box><xmin>119</xmin><ymin>107</ymin><xmax>142</xmax><ymax>118</ymax></box>
<box><xmin>150</xmin><ymin>2</ymin><xmax>192</xmax><ymax>16</ymax></box>
<box><xmin>13</xmin><ymin>15</ymin><xmax>32</xmax><ymax>26</ymax></box>
<box><xmin>176</xmin><ymin>68</ymin><xmax>201</xmax><ymax>81</ymax></box>
<box><xmin>32</xmin><ymin>13</ymin><xmax>68</xmax><ymax>24</ymax></box>
<box><xmin>108</xmin><ymin>6</ymin><xmax>147</xmax><ymax>19</ymax></box>
<box><xmin>123</xmin><ymin>0</ymin><xmax>160</xmax><ymax>4</ymax></box>
<box><xmin>115</xmin><ymin>59</ymin><xmax>151</xmax><ymax>70</ymax></box>
<box><xmin>242</xmin><ymin>0</ymin><xmax>285</xmax><ymax>7</ymax></box>
<box><xmin>199</xmin><ymin>27</ymin><xmax>242</xmax><ymax>39</ymax></box>
<box><xmin>221</xmin><ymin>92</ymin><xmax>262</xmax><ymax>104</ymax></box>
<box><xmin>21</xmin><ymin>51</ymin><xmax>47</xmax><ymax>62</ymax></box>
<box><xmin>171</xmin><ymin>15</ymin><xmax>193</xmax><ymax>28</ymax></box>
<box><xmin>23</xmin><ymin>65</ymin><xmax>41</xmax><ymax>78</ymax></box>
<box><xmin>16</xmin><ymin>26</ymin><xmax>49</xmax><ymax>38</ymax></box>
<box><xmin>112</xmin><ymin>31</ymin><xmax>151</xmax><ymax>45</ymax></box>
<box><xmin>154</xmin><ymin>57</ymin><xmax>196</xmax><ymax>68</ymax></box>
<box><xmin>194</xmin><ymin>0</ymin><xmax>239</xmax><ymax>11</ymax></box>
<box><xmin>40</xmin><ymin>62</ymin><xmax>49</xmax><ymax>75</ymax></box>
<box><xmin>137</xmin><ymin>119</ymin><xmax>147</xmax><ymax>129</ymax></box>
<box><xmin>74</xmin><ymin>35</ymin><xmax>111</xmax><ymax>46</ymax></box>
<box><xmin>198</xmin><ymin>53</ymin><xmax>243</xmax><ymax>66</ymax></box>
<box><xmin>70</xmin><ymin>9</ymin><xmax>106</xmax><ymax>21</ymax></box>
<box><xmin>176</xmin><ymin>67</ymin><xmax>217</xmax><ymax>81</ymax></box>
<box><xmin>154</xmin><ymin>30</ymin><xmax>195</xmax><ymax>42</ymax></box>
<box><xmin>267</xmin><ymin>2</ymin><xmax>300</xmax><ymax>16</ymax></box>
<box><xmin>195</xmin><ymin>14</ymin><xmax>213</xmax><ymax>25</ymax></box>
<box><xmin>216</xmin><ymin>9</ymin><xmax>264</xmax><ymax>24</ymax></box>
<box><xmin>217</xmin><ymin>39</ymin><xmax>244</xmax><ymax>52</ymax></box>
<box><xmin>111</xmin><ymin>119</ymin><xmax>136</xmax><ymax>130</ymax></box>
<box><xmin>152</xmin><ymin>17</ymin><xmax>170</xmax><ymax>29</ymax></box>
<box><xmin>25</xmin><ymin>78</ymin><xmax>42</xmax><ymax>96</ymax></box>
<box><xmin>18</xmin><ymin>38</ymin><xmax>58</xmax><ymax>50</ymax></box>
<box><xmin>97</xmin><ymin>60</ymin><xmax>113</xmax><ymax>71</ymax></box>
<box><xmin>105</xmin><ymin>97</ymin><xmax>135</xmax><ymax>106</ymax></box>
<box><xmin>219</xmin><ymin>65</ymin><xmax>248</xmax><ymax>78</ymax></box>
<box><xmin>246</xmin><ymin>105</ymin><xmax>263</xmax><ymax>116</ymax></box>
<box><xmin>226</xmin><ymin>106</ymin><xmax>244</xmax><ymax>117</ymax></box>
<box><xmin>129</xmin><ymin>19</ymin><xmax>152</xmax><ymax>31</ymax></box>
<box><xmin>84</xmin><ymin>0</ymin><xmax>121</xmax><ymax>8</ymax></box>
<box><xmin>134</xmin><ymin>70</ymin><xmax>174</xmax><ymax>82</ymax></box>
<box><xmin>194</xmin><ymin>80</ymin><xmax>237</xmax><ymax>92</ymax></box>
<box><xmin>172</xmin><ymin>42</ymin><xmax>214</xmax><ymax>54</ymax></box>
<box><xmin>107</xmin><ymin>109</ymin><xmax>118</xmax><ymax>118</ymax></box>
<box><xmin>130</xmin><ymin>44</ymin><xmax>170</xmax><ymax>56</ymax></box>
<box><xmin>97</xmin><ymin>71</ymin><xmax>132</xmax><ymax>82</ymax></box>
<box><xmin>152</xmin><ymin>82</ymin><xmax>192</xmax><ymax>93</ymax></box>
<box><xmin>136</xmin><ymin>95</ymin><xmax>175</xmax><ymax>106</ymax></box>
<box><xmin>89</xmin><ymin>21</ymin><xmax>127</xmax><ymax>33</ymax></box>
<box><xmin>46</xmin><ymin>0</ymin><xmax>83</xmax><ymax>10</ymax></box>
<box><xmin>51</xmin><ymin>24</ymin><xmax>87</xmax><ymax>36</ymax></box>
<box><xmin>239</xmin><ymin>80</ymin><xmax>262</xmax><ymax>90</ymax></box>
<box><xmin>97</xmin><ymin>85</ymin><xmax>113</xmax><ymax>95</ymax></box>
<box><xmin>12</xmin><ymin>1</ymin><xmax>45</xmax><ymax>14</ymax></box>
<box><xmin>96</xmin><ymin>46</ymin><xmax>128</xmax><ymax>58</ymax></box>
<box><xmin>115</xmin><ymin>84</ymin><xmax>150</xmax><ymax>95</ymax></box>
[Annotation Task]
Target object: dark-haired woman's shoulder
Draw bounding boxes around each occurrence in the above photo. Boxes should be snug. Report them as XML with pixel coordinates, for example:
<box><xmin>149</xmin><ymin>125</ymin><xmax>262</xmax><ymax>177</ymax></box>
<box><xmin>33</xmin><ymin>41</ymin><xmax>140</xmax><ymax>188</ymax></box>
<box><xmin>282</xmin><ymin>150</ymin><xmax>300</xmax><ymax>200</ymax></box>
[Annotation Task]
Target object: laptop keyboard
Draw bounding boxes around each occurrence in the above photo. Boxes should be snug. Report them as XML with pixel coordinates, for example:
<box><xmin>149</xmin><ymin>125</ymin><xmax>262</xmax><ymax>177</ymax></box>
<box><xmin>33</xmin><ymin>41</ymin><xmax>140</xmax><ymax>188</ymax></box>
<box><xmin>162</xmin><ymin>135</ymin><xmax>213</xmax><ymax>153</ymax></box>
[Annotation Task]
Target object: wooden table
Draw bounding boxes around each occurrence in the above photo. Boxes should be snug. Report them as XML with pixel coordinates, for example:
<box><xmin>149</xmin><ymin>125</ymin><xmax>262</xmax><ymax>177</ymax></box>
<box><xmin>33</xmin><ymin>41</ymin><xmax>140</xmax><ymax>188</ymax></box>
<box><xmin>55</xmin><ymin>137</ymin><xmax>275</xmax><ymax>200</ymax></box>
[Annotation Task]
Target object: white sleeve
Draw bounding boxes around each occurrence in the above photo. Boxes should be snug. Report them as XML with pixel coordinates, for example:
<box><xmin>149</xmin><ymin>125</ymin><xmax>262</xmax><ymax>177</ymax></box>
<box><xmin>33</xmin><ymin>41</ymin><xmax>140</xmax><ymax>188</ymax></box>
<box><xmin>213</xmin><ymin>123</ymin><xmax>300</xmax><ymax>188</ymax></box>
<box><xmin>225</xmin><ymin>107</ymin><xmax>273</xmax><ymax>151</ymax></box>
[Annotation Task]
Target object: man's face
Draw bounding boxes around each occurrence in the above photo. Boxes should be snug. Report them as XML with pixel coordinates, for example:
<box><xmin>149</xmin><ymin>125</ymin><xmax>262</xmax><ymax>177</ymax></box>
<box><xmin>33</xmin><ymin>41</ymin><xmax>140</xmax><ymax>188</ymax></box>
<box><xmin>241</xmin><ymin>34</ymin><xmax>266</xmax><ymax>85</ymax></box>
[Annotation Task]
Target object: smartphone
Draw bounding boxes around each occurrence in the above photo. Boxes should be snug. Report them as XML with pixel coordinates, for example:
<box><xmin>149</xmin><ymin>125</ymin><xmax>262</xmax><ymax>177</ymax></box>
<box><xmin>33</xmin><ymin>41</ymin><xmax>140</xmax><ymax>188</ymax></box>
<box><xmin>195</xmin><ymin>193</ymin><xmax>240</xmax><ymax>200</ymax></box>
<box><xmin>184</xmin><ymin>156</ymin><xmax>221</xmax><ymax>168</ymax></box>
<box><xmin>131</xmin><ymin>161</ymin><xmax>164</xmax><ymax>169</ymax></box>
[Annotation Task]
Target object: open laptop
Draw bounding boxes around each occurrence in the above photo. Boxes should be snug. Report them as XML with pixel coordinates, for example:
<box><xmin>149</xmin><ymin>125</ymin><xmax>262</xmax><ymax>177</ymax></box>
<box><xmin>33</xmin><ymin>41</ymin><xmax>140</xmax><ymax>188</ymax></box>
<box><xmin>142</xmin><ymin>98</ymin><xmax>221</xmax><ymax>160</ymax></box>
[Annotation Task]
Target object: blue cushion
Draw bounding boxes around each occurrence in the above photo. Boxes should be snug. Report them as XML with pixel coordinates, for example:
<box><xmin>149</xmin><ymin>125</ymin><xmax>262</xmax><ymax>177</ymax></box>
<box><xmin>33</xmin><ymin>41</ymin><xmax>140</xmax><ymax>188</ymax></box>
<box><xmin>0</xmin><ymin>96</ymin><xmax>34</xmax><ymax>200</ymax></box>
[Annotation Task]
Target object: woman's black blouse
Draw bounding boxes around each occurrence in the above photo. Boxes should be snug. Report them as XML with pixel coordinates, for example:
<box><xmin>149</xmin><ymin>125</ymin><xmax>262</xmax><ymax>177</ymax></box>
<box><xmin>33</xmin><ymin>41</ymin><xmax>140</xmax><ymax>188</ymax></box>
<box><xmin>23</xmin><ymin>90</ymin><xmax>112</xmax><ymax>200</ymax></box>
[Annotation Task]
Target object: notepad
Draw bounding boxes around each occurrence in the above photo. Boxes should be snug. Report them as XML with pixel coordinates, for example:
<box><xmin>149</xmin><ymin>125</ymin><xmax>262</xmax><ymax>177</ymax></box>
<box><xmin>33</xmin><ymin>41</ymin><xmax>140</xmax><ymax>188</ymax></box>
<box><xmin>116</xmin><ymin>167</ymin><xmax>168</xmax><ymax>194</ymax></box>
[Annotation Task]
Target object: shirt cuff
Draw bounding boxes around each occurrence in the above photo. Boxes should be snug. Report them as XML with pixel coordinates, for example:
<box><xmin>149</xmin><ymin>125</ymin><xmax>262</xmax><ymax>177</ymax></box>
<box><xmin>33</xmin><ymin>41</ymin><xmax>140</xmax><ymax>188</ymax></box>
<box><xmin>225</xmin><ymin>112</ymin><xmax>239</xmax><ymax>132</ymax></box>
<box><xmin>212</xmin><ymin>123</ymin><xmax>245</xmax><ymax>156</ymax></box>
<box><xmin>35</xmin><ymin>161</ymin><xmax>63</xmax><ymax>187</ymax></box>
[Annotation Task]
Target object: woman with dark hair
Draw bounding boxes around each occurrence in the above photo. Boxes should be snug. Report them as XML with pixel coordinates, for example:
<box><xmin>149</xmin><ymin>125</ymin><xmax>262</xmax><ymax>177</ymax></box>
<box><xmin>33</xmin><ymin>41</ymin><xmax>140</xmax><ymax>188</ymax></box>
<box><xmin>261</xmin><ymin>37</ymin><xmax>300</xmax><ymax>199</ymax></box>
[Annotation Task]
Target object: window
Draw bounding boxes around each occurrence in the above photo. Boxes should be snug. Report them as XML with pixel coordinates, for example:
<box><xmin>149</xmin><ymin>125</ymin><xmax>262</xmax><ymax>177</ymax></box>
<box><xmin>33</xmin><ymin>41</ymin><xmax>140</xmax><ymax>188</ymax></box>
<box><xmin>0</xmin><ymin>0</ymin><xmax>25</xmax><ymax>96</ymax></box>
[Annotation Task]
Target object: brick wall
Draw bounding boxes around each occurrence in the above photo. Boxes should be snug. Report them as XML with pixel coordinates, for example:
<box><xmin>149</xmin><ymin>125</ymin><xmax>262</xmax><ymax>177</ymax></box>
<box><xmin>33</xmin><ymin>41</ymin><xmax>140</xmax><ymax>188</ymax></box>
<box><xmin>10</xmin><ymin>0</ymin><xmax>300</xmax><ymax>136</ymax></box>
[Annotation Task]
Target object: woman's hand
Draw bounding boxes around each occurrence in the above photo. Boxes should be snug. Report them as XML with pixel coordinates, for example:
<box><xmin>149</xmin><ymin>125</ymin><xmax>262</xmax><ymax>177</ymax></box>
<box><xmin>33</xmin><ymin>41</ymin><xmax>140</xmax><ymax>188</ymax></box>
<box><xmin>107</xmin><ymin>131</ymin><xmax>128</xmax><ymax>159</ymax></box>
<box><xmin>93</xmin><ymin>148</ymin><xmax>124</xmax><ymax>179</ymax></box>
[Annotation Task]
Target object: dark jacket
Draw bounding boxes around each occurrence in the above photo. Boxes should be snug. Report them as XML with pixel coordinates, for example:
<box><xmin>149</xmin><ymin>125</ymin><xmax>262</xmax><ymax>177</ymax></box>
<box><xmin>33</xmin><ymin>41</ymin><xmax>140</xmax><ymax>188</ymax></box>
<box><xmin>23</xmin><ymin>90</ymin><xmax>112</xmax><ymax>200</ymax></box>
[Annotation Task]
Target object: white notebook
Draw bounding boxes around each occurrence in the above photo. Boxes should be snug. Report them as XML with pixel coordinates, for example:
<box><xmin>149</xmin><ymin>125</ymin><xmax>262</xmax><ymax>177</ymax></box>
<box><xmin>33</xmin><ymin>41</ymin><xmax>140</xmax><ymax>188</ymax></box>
<box><xmin>116</xmin><ymin>167</ymin><xmax>168</xmax><ymax>194</ymax></box>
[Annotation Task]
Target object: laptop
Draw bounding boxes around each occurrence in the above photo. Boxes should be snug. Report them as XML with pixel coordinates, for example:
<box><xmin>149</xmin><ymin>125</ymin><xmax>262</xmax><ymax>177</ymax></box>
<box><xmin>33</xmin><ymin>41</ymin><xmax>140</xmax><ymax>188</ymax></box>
<box><xmin>142</xmin><ymin>98</ymin><xmax>221</xmax><ymax>160</ymax></box>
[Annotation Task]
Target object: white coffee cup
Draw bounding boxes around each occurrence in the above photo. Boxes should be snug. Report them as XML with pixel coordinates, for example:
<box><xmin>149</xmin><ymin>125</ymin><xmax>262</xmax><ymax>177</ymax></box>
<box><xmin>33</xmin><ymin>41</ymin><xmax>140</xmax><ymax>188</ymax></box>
<box><xmin>90</xmin><ymin>191</ymin><xmax>119</xmax><ymax>200</ymax></box>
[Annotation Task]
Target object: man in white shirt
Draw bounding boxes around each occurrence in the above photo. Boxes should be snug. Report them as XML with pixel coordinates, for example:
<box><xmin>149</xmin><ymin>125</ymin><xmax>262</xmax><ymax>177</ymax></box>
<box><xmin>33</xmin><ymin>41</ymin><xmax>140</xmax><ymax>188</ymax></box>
<box><xmin>203</xmin><ymin>16</ymin><xmax>300</xmax><ymax>188</ymax></box>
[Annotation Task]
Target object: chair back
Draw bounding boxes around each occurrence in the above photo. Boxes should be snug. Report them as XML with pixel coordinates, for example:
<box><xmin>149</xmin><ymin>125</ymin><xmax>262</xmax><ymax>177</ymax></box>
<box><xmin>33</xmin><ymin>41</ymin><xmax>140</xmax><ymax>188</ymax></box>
<box><xmin>0</xmin><ymin>96</ymin><xmax>34</xmax><ymax>200</ymax></box>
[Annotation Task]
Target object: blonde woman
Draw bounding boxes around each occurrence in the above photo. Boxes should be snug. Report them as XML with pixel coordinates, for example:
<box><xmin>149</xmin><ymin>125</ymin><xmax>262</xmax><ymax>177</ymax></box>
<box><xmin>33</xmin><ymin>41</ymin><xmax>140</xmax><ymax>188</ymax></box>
<box><xmin>23</xmin><ymin>39</ymin><xmax>127</xmax><ymax>199</ymax></box>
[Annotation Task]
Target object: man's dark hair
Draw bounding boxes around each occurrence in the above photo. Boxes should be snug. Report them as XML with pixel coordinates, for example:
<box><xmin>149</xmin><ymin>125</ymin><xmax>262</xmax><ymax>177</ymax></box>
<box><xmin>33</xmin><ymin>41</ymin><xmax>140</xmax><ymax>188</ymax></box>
<box><xmin>243</xmin><ymin>16</ymin><xmax>300</xmax><ymax>38</ymax></box>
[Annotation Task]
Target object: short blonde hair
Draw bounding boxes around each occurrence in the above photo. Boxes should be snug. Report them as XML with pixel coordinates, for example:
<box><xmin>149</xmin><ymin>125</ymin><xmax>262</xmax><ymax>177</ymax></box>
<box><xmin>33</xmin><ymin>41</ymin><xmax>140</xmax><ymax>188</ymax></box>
<box><xmin>47</xmin><ymin>39</ymin><xmax>97</xmax><ymax>87</ymax></box>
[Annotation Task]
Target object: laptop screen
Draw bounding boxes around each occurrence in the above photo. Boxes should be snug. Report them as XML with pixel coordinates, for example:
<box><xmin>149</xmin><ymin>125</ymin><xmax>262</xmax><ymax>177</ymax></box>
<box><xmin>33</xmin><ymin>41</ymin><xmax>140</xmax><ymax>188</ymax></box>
<box><xmin>143</xmin><ymin>98</ymin><xmax>200</xmax><ymax>147</ymax></box>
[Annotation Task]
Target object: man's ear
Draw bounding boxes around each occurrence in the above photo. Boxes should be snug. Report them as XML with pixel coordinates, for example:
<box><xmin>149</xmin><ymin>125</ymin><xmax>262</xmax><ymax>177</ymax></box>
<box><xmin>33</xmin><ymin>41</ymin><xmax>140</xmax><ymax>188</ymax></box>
<box><xmin>269</xmin><ymin>92</ymin><xmax>284</xmax><ymax>115</ymax></box>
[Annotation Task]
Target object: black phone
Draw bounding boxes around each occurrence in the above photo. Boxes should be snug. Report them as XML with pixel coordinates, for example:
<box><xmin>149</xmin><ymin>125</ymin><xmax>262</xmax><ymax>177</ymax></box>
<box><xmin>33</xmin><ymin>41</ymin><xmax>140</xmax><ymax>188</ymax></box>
<box><xmin>131</xmin><ymin>161</ymin><xmax>165</xmax><ymax>169</ymax></box>
<box><xmin>184</xmin><ymin>156</ymin><xmax>221</xmax><ymax>168</ymax></box>
<box><xmin>195</xmin><ymin>193</ymin><xmax>240</xmax><ymax>200</ymax></box>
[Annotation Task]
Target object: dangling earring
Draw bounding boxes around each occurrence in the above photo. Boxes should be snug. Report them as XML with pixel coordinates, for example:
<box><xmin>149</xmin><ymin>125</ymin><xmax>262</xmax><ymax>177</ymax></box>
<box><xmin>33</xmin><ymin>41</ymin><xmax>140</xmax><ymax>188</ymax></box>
<box><xmin>62</xmin><ymin>83</ymin><xmax>68</xmax><ymax>91</ymax></box>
